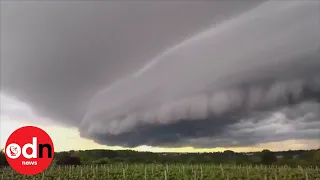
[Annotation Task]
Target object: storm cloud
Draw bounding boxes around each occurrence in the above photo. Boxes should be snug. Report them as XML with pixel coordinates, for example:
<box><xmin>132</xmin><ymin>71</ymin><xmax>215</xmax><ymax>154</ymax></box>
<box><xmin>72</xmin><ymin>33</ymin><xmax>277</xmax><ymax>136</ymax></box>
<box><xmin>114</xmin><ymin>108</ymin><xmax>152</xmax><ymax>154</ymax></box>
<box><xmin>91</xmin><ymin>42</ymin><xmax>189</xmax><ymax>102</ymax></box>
<box><xmin>1</xmin><ymin>1</ymin><xmax>320</xmax><ymax>148</ymax></box>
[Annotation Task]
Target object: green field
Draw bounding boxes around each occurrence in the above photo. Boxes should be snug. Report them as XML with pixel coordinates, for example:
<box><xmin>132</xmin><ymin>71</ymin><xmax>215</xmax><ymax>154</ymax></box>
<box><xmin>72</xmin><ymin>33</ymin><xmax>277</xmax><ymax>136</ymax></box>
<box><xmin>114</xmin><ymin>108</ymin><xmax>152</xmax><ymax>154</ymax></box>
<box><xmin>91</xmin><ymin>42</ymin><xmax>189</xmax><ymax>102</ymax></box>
<box><xmin>1</xmin><ymin>164</ymin><xmax>319</xmax><ymax>180</ymax></box>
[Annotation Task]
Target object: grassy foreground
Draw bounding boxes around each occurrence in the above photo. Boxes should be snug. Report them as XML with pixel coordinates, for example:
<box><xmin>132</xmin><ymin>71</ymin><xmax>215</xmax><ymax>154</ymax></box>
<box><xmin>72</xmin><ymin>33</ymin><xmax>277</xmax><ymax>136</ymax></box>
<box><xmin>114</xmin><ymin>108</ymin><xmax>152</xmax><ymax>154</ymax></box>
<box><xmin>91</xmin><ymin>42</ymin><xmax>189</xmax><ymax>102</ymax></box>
<box><xmin>1</xmin><ymin>164</ymin><xmax>319</xmax><ymax>180</ymax></box>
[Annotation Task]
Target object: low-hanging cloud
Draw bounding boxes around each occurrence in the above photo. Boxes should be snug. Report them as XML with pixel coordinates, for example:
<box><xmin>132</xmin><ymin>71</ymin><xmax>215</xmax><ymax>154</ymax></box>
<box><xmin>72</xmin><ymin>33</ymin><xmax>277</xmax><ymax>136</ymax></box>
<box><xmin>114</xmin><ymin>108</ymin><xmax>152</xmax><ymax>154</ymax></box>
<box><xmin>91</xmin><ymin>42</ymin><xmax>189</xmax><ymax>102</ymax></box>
<box><xmin>1</xmin><ymin>0</ymin><xmax>320</xmax><ymax>148</ymax></box>
<box><xmin>81</xmin><ymin>1</ymin><xmax>320</xmax><ymax>147</ymax></box>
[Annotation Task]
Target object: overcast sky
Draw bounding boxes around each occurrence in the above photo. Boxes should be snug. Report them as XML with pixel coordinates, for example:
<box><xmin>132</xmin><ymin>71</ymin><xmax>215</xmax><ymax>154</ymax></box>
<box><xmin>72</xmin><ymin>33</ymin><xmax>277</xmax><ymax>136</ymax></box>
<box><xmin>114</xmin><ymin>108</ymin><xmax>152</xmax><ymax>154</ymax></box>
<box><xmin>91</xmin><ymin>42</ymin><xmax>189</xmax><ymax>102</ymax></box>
<box><xmin>1</xmin><ymin>1</ymin><xmax>319</xmax><ymax>150</ymax></box>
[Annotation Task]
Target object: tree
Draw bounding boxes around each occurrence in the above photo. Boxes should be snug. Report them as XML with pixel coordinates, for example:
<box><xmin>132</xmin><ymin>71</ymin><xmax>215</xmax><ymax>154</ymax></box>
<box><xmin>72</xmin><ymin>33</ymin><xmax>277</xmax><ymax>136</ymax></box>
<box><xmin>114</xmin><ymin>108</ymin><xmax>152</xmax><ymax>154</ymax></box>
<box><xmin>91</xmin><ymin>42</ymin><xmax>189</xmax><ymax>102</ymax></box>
<box><xmin>260</xmin><ymin>149</ymin><xmax>277</xmax><ymax>165</ymax></box>
<box><xmin>0</xmin><ymin>149</ymin><xmax>8</xmax><ymax>167</ymax></box>
<box><xmin>55</xmin><ymin>152</ymin><xmax>81</xmax><ymax>165</ymax></box>
<box><xmin>224</xmin><ymin>150</ymin><xmax>235</xmax><ymax>156</ymax></box>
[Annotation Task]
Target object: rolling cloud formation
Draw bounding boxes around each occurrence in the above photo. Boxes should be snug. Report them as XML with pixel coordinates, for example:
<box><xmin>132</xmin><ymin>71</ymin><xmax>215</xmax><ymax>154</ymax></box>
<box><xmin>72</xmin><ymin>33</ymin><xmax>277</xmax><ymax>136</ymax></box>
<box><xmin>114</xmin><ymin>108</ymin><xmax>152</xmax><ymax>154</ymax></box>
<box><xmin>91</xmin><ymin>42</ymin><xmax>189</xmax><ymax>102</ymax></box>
<box><xmin>1</xmin><ymin>1</ymin><xmax>320</xmax><ymax>148</ymax></box>
<box><xmin>81</xmin><ymin>1</ymin><xmax>320</xmax><ymax>147</ymax></box>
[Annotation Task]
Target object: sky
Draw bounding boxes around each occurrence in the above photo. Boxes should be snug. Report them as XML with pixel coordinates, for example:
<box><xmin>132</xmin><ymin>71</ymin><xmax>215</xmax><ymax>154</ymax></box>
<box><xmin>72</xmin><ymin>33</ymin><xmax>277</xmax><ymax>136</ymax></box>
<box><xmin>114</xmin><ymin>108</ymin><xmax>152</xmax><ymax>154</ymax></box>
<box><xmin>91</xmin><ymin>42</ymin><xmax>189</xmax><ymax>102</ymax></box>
<box><xmin>1</xmin><ymin>1</ymin><xmax>320</xmax><ymax>152</ymax></box>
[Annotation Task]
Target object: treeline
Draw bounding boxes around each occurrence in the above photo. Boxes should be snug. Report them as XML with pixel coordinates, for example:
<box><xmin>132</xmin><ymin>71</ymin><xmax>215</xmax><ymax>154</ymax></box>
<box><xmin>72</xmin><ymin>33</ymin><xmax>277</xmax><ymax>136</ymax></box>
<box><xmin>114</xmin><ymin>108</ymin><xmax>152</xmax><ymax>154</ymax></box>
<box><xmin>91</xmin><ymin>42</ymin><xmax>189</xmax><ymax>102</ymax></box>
<box><xmin>1</xmin><ymin>149</ymin><xmax>319</xmax><ymax>168</ymax></box>
<box><xmin>52</xmin><ymin>149</ymin><xmax>320</xmax><ymax>167</ymax></box>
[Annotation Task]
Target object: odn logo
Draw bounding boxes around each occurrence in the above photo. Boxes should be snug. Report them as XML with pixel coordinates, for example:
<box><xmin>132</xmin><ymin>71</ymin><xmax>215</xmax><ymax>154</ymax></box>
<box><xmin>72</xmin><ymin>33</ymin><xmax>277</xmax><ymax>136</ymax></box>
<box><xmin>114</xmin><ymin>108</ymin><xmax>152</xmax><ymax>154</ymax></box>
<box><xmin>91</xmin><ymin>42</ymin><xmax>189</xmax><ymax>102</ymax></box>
<box><xmin>5</xmin><ymin>126</ymin><xmax>54</xmax><ymax>175</ymax></box>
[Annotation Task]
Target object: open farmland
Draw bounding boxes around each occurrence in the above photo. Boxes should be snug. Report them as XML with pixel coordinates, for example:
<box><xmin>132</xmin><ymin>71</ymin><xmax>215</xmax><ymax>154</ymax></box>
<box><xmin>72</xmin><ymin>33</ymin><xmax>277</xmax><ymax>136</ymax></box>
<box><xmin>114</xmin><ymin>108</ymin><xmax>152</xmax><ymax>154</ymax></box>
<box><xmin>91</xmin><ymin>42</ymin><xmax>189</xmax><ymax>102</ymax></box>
<box><xmin>1</xmin><ymin>164</ymin><xmax>319</xmax><ymax>180</ymax></box>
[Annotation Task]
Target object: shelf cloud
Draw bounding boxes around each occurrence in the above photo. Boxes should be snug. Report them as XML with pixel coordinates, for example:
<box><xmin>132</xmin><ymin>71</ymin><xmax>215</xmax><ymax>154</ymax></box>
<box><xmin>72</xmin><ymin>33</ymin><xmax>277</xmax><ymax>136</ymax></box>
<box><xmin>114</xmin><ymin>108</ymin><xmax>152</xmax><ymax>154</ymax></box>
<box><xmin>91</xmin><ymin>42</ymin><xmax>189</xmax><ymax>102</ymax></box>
<box><xmin>1</xmin><ymin>1</ymin><xmax>319</xmax><ymax>148</ymax></box>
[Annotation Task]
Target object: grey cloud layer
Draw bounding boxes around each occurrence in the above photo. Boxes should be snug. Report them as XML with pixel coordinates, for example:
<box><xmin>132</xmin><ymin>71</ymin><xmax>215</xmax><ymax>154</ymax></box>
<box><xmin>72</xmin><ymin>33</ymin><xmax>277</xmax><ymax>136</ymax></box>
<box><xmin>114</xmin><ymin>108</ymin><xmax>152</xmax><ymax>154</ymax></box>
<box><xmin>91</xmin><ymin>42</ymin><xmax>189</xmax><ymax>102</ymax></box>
<box><xmin>1</xmin><ymin>1</ymin><xmax>262</xmax><ymax>126</ymax></box>
<box><xmin>1</xmin><ymin>1</ymin><xmax>319</xmax><ymax>148</ymax></box>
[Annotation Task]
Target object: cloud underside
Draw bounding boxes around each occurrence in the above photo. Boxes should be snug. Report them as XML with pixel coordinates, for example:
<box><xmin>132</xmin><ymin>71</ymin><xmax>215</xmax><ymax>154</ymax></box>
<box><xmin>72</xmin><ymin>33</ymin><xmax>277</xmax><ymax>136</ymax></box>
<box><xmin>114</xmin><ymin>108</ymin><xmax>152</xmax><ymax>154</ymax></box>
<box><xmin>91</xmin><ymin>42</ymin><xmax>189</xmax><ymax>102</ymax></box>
<box><xmin>1</xmin><ymin>1</ymin><xmax>320</xmax><ymax>148</ymax></box>
<box><xmin>84</xmin><ymin>81</ymin><xmax>320</xmax><ymax>147</ymax></box>
<box><xmin>81</xmin><ymin>1</ymin><xmax>320</xmax><ymax>147</ymax></box>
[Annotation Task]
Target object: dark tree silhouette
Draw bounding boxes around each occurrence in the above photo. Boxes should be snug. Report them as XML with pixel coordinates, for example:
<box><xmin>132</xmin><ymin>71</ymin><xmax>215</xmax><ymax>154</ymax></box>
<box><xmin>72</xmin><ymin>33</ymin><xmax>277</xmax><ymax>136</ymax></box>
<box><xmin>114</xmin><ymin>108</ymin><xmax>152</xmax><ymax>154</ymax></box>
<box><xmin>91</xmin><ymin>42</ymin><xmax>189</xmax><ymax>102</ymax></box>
<box><xmin>260</xmin><ymin>149</ymin><xmax>277</xmax><ymax>165</ymax></box>
<box><xmin>0</xmin><ymin>149</ymin><xmax>8</xmax><ymax>167</ymax></box>
<box><xmin>55</xmin><ymin>152</ymin><xmax>81</xmax><ymax>165</ymax></box>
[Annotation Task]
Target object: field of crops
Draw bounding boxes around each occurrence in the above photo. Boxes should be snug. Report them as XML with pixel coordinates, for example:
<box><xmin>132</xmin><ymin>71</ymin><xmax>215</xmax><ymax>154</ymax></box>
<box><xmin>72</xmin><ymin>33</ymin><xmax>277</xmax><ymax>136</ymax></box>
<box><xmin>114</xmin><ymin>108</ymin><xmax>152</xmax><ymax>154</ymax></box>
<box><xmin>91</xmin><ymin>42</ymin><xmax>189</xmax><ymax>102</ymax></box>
<box><xmin>1</xmin><ymin>164</ymin><xmax>319</xmax><ymax>180</ymax></box>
